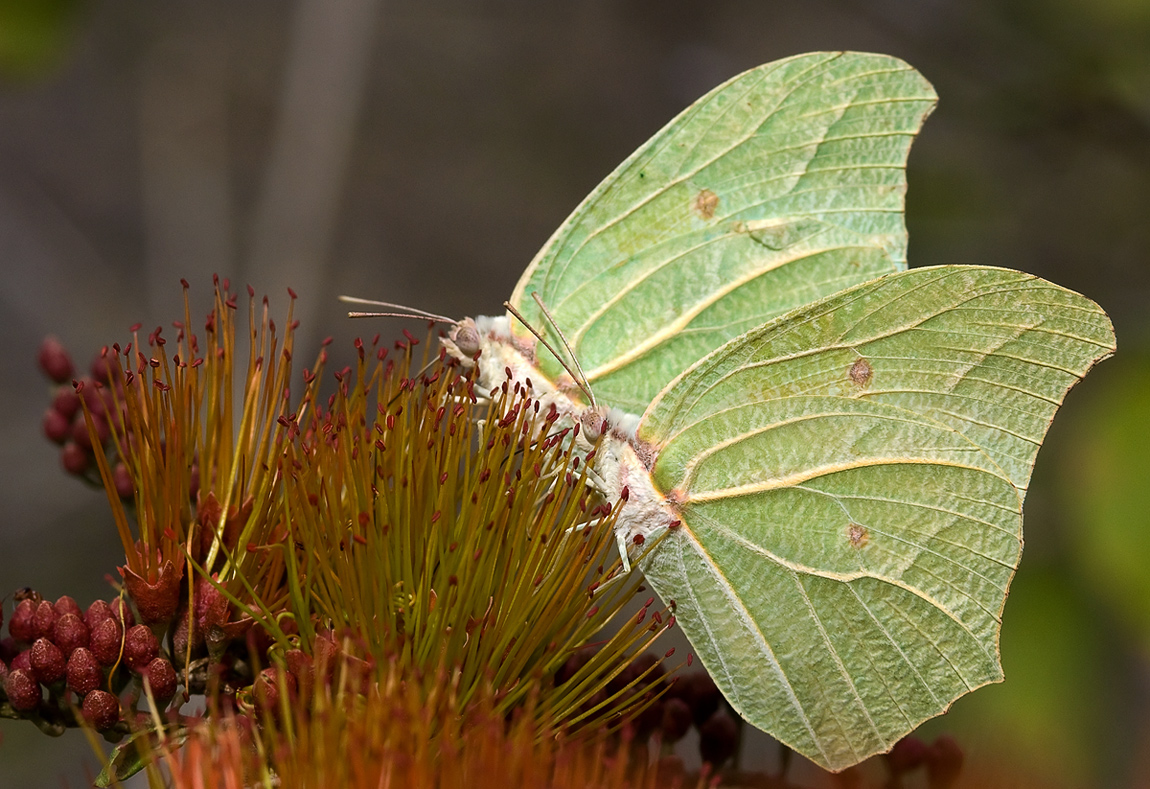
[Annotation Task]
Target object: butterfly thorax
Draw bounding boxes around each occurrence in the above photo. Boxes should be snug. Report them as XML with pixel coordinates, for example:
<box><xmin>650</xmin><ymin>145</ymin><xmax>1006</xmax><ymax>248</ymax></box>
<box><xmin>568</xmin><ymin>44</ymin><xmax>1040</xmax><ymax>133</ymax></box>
<box><xmin>443</xmin><ymin>315</ymin><xmax>679</xmax><ymax>557</ymax></box>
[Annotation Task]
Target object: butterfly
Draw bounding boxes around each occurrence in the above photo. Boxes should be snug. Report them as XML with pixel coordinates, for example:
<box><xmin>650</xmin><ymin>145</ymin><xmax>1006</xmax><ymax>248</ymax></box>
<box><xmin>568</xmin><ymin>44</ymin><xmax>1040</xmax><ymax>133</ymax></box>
<box><xmin>386</xmin><ymin>52</ymin><xmax>1116</xmax><ymax>771</ymax></box>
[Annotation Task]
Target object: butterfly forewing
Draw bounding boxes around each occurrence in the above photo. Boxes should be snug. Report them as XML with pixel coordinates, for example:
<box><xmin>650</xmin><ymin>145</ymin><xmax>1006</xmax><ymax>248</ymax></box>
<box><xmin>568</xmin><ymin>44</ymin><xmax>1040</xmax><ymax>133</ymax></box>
<box><xmin>509</xmin><ymin>52</ymin><xmax>937</xmax><ymax>414</ymax></box>
<box><xmin>636</xmin><ymin>265</ymin><xmax>1115</xmax><ymax>771</ymax></box>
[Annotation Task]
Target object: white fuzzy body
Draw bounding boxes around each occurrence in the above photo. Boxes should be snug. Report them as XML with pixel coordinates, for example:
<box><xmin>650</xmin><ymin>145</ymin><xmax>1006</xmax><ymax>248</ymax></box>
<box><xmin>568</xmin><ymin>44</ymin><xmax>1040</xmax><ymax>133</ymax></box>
<box><xmin>443</xmin><ymin>316</ymin><xmax>680</xmax><ymax>554</ymax></box>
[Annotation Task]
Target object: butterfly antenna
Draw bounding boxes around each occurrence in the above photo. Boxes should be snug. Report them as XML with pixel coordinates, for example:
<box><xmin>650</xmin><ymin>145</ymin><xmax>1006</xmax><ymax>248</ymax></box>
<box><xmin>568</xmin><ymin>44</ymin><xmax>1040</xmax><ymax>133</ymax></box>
<box><xmin>531</xmin><ymin>292</ymin><xmax>595</xmax><ymax>407</ymax></box>
<box><xmin>503</xmin><ymin>300</ymin><xmax>596</xmax><ymax>409</ymax></box>
<box><xmin>338</xmin><ymin>295</ymin><xmax>455</xmax><ymax>323</ymax></box>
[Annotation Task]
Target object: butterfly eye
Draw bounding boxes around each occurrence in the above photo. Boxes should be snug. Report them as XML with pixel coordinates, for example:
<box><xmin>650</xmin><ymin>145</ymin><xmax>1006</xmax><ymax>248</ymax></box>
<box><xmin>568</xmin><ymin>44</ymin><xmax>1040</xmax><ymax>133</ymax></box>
<box><xmin>450</xmin><ymin>321</ymin><xmax>481</xmax><ymax>357</ymax></box>
<box><xmin>579</xmin><ymin>410</ymin><xmax>608</xmax><ymax>441</ymax></box>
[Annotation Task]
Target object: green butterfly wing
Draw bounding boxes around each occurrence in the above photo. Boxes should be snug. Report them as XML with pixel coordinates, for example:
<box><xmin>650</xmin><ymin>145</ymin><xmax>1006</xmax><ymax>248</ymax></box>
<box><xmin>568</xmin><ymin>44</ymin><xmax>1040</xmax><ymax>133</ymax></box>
<box><xmin>636</xmin><ymin>265</ymin><xmax>1115</xmax><ymax>771</ymax></box>
<box><xmin>509</xmin><ymin>51</ymin><xmax>938</xmax><ymax>414</ymax></box>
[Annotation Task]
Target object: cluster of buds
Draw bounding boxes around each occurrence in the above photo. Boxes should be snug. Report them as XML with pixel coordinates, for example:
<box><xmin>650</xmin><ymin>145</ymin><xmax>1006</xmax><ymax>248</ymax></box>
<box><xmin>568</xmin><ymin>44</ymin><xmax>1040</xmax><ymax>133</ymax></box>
<box><xmin>558</xmin><ymin>645</ymin><xmax>739</xmax><ymax>781</ymax></box>
<box><xmin>0</xmin><ymin>589</ymin><xmax>177</xmax><ymax>735</ymax></box>
<box><xmin>38</xmin><ymin>337</ymin><xmax>132</xmax><ymax>495</ymax></box>
<box><xmin>885</xmin><ymin>734</ymin><xmax>965</xmax><ymax>789</ymax></box>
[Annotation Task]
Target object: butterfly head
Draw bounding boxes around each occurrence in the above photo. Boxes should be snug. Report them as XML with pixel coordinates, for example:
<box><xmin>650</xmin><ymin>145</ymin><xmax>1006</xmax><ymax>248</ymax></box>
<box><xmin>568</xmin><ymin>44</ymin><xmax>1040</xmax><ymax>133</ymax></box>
<box><xmin>443</xmin><ymin>318</ymin><xmax>481</xmax><ymax>366</ymax></box>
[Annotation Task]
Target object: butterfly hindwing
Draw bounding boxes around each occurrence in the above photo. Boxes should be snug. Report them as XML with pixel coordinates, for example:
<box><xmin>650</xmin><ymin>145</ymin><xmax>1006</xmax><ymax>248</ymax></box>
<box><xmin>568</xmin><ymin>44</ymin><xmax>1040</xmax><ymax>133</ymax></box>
<box><xmin>509</xmin><ymin>52</ymin><xmax>938</xmax><ymax>413</ymax></box>
<box><xmin>636</xmin><ymin>265</ymin><xmax>1115</xmax><ymax>770</ymax></box>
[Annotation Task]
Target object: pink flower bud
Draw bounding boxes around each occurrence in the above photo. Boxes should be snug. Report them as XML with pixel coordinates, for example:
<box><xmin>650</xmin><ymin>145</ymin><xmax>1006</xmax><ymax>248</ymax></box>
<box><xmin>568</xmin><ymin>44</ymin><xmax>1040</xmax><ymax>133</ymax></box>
<box><xmin>66</xmin><ymin>648</ymin><xmax>102</xmax><ymax>696</ymax></box>
<box><xmin>54</xmin><ymin>595</ymin><xmax>82</xmax><ymax>619</ymax></box>
<box><xmin>253</xmin><ymin>667</ymin><xmax>297</xmax><ymax>714</ymax></box>
<box><xmin>5</xmin><ymin>668</ymin><xmax>42</xmax><ymax>711</ymax></box>
<box><xmin>29</xmin><ymin>638</ymin><xmax>66</xmax><ymax>684</ymax></box>
<box><xmin>32</xmin><ymin>600</ymin><xmax>57</xmax><ymax>640</ymax></box>
<box><xmin>9</xmin><ymin>599</ymin><xmax>37</xmax><ymax>642</ymax></box>
<box><xmin>38</xmin><ymin>337</ymin><xmax>74</xmax><ymax>384</ymax></box>
<box><xmin>11</xmin><ymin>649</ymin><xmax>32</xmax><ymax>673</ymax></box>
<box><xmin>81</xmin><ymin>689</ymin><xmax>120</xmax><ymax>730</ymax></box>
<box><xmin>113</xmin><ymin>463</ymin><xmax>134</xmax><ymax>499</ymax></box>
<box><xmin>698</xmin><ymin>710</ymin><xmax>739</xmax><ymax>767</ymax></box>
<box><xmin>123</xmin><ymin>625</ymin><xmax>159</xmax><ymax>671</ymax></box>
<box><xmin>52</xmin><ymin>613</ymin><xmax>90</xmax><ymax>656</ymax></box>
<box><xmin>144</xmin><ymin>657</ymin><xmax>177</xmax><ymax>704</ymax></box>
<box><xmin>90</xmin><ymin>618</ymin><xmax>123</xmax><ymax>667</ymax></box>
<box><xmin>43</xmin><ymin>409</ymin><xmax>71</xmax><ymax>444</ymax></box>
<box><xmin>661</xmin><ymin>697</ymin><xmax>692</xmax><ymax>743</ymax></box>
<box><xmin>927</xmin><ymin>735</ymin><xmax>964</xmax><ymax>788</ymax></box>
<box><xmin>109</xmin><ymin>597</ymin><xmax>135</xmax><ymax>630</ymax></box>
<box><xmin>85</xmin><ymin>600</ymin><xmax>113</xmax><ymax>632</ymax></box>
<box><xmin>887</xmin><ymin>736</ymin><xmax>930</xmax><ymax>774</ymax></box>
<box><xmin>60</xmin><ymin>442</ymin><xmax>90</xmax><ymax>474</ymax></box>
<box><xmin>52</xmin><ymin>389</ymin><xmax>81</xmax><ymax>420</ymax></box>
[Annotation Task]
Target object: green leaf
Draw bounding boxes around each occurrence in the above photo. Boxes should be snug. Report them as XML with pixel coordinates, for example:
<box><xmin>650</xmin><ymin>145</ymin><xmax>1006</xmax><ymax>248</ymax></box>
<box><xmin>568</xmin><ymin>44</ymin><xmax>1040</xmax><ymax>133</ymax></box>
<box><xmin>636</xmin><ymin>265</ymin><xmax>1114</xmax><ymax>771</ymax></box>
<box><xmin>509</xmin><ymin>51</ymin><xmax>937</xmax><ymax>414</ymax></box>
<box><xmin>95</xmin><ymin>726</ymin><xmax>187</xmax><ymax>787</ymax></box>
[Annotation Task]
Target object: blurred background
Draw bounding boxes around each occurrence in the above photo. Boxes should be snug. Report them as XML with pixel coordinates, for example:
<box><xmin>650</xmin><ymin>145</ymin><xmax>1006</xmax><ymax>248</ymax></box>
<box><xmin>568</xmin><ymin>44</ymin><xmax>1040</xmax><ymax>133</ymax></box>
<box><xmin>0</xmin><ymin>0</ymin><xmax>1147</xmax><ymax>786</ymax></box>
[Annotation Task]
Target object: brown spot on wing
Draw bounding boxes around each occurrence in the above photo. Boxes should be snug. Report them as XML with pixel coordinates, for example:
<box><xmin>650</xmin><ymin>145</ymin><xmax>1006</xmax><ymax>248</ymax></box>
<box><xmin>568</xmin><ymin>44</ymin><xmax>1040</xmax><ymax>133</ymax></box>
<box><xmin>848</xmin><ymin>523</ymin><xmax>869</xmax><ymax>548</ymax></box>
<box><xmin>692</xmin><ymin>189</ymin><xmax>719</xmax><ymax>220</ymax></box>
<box><xmin>849</xmin><ymin>358</ymin><xmax>872</xmax><ymax>388</ymax></box>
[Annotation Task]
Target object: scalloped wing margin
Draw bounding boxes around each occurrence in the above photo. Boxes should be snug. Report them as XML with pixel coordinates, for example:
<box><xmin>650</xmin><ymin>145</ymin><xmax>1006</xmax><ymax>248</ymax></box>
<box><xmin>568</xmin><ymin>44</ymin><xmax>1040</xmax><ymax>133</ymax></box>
<box><xmin>638</xmin><ymin>265</ymin><xmax>1115</xmax><ymax>771</ymax></box>
<box><xmin>509</xmin><ymin>51</ymin><xmax>938</xmax><ymax>413</ymax></box>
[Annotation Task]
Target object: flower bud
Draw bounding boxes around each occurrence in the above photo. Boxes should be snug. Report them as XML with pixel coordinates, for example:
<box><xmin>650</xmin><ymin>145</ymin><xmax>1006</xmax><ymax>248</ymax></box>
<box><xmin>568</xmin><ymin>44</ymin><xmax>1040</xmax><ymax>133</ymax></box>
<box><xmin>32</xmin><ymin>600</ymin><xmax>57</xmax><ymax>640</ymax></box>
<box><xmin>887</xmin><ymin>735</ymin><xmax>930</xmax><ymax>774</ymax></box>
<box><xmin>144</xmin><ymin>657</ymin><xmax>177</xmax><ymax>706</ymax></box>
<box><xmin>123</xmin><ymin>625</ymin><xmax>159</xmax><ymax>671</ymax></box>
<box><xmin>11</xmin><ymin>648</ymin><xmax>32</xmax><ymax>673</ymax></box>
<box><xmin>61</xmin><ymin>442</ymin><xmax>90</xmax><ymax>474</ymax></box>
<box><xmin>9</xmin><ymin>599</ymin><xmax>37</xmax><ymax>642</ymax></box>
<box><xmin>661</xmin><ymin>696</ymin><xmax>692</xmax><ymax>743</ymax></box>
<box><xmin>43</xmin><ymin>409</ymin><xmax>71</xmax><ymax>444</ymax></box>
<box><xmin>82</xmin><ymin>689</ymin><xmax>120</xmax><ymax>730</ymax></box>
<box><xmin>54</xmin><ymin>595</ymin><xmax>83</xmax><ymax>619</ymax></box>
<box><xmin>112</xmin><ymin>463</ymin><xmax>134</xmax><ymax>499</ymax></box>
<box><xmin>284</xmin><ymin>649</ymin><xmax>314</xmax><ymax>701</ymax></box>
<box><xmin>90</xmin><ymin>618</ymin><xmax>124</xmax><ymax>666</ymax></box>
<box><xmin>5</xmin><ymin>668</ymin><xmax>42</xmax><ymax>711</ymax></box>
<box><xmin>669</xmin><ymin>670</ymin><xmax>720</xmax><ymax>727</ymax></box>
<box><xmin>109</xmin><ymin>597</ymin><xmax>135</xmax><ymax>630</ymax></box>
<box><xmin>38</xmin><ymin>337</ymin><xmax>74</xmax><ymax>384</ymax></box>
<box><xmin>66</xmin><ymin>648</ymin><xmax>102</xmax><ymax>697</ymax></box>
<box><xmin>52</xmin><ymin>613</ymin><xmax>90</xmax><ymax>656</ymax></box>
<box><xmin>30</xmin><ymin>637</ymin><xmax>66</xmax><ymax>683</ymax></box>
<box><xmin>698</xmin><ymin>709</ymin><xmax>739</xmax><ymax>767</ymax></box>
<box><xmin>253</xmin><ymin>667</ymin><xmax>297</xmax><ymax>715</ymax></box>
<box><xmin>52</xmin><ymin>389</ymin><xmax>81</xmax><ymax>420</ymax></box>
<box><xmin>85</xmin><ymin>600</ymin><xmax>113</xmax><ymax>632</ymax></box>
<box><xmin>927</xmin><ymin>735</ymin><xmax>964</xmax><ymax>788</ymax></box>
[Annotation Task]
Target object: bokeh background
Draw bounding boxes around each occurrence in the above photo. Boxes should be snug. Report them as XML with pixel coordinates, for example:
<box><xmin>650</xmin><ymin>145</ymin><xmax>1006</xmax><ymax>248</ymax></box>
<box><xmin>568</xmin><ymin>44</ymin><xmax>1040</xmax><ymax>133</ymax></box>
<box><xmin>1</xmin><ymin>1</ymin><xmax>1148</xmax><ymax>786</ymax></box>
